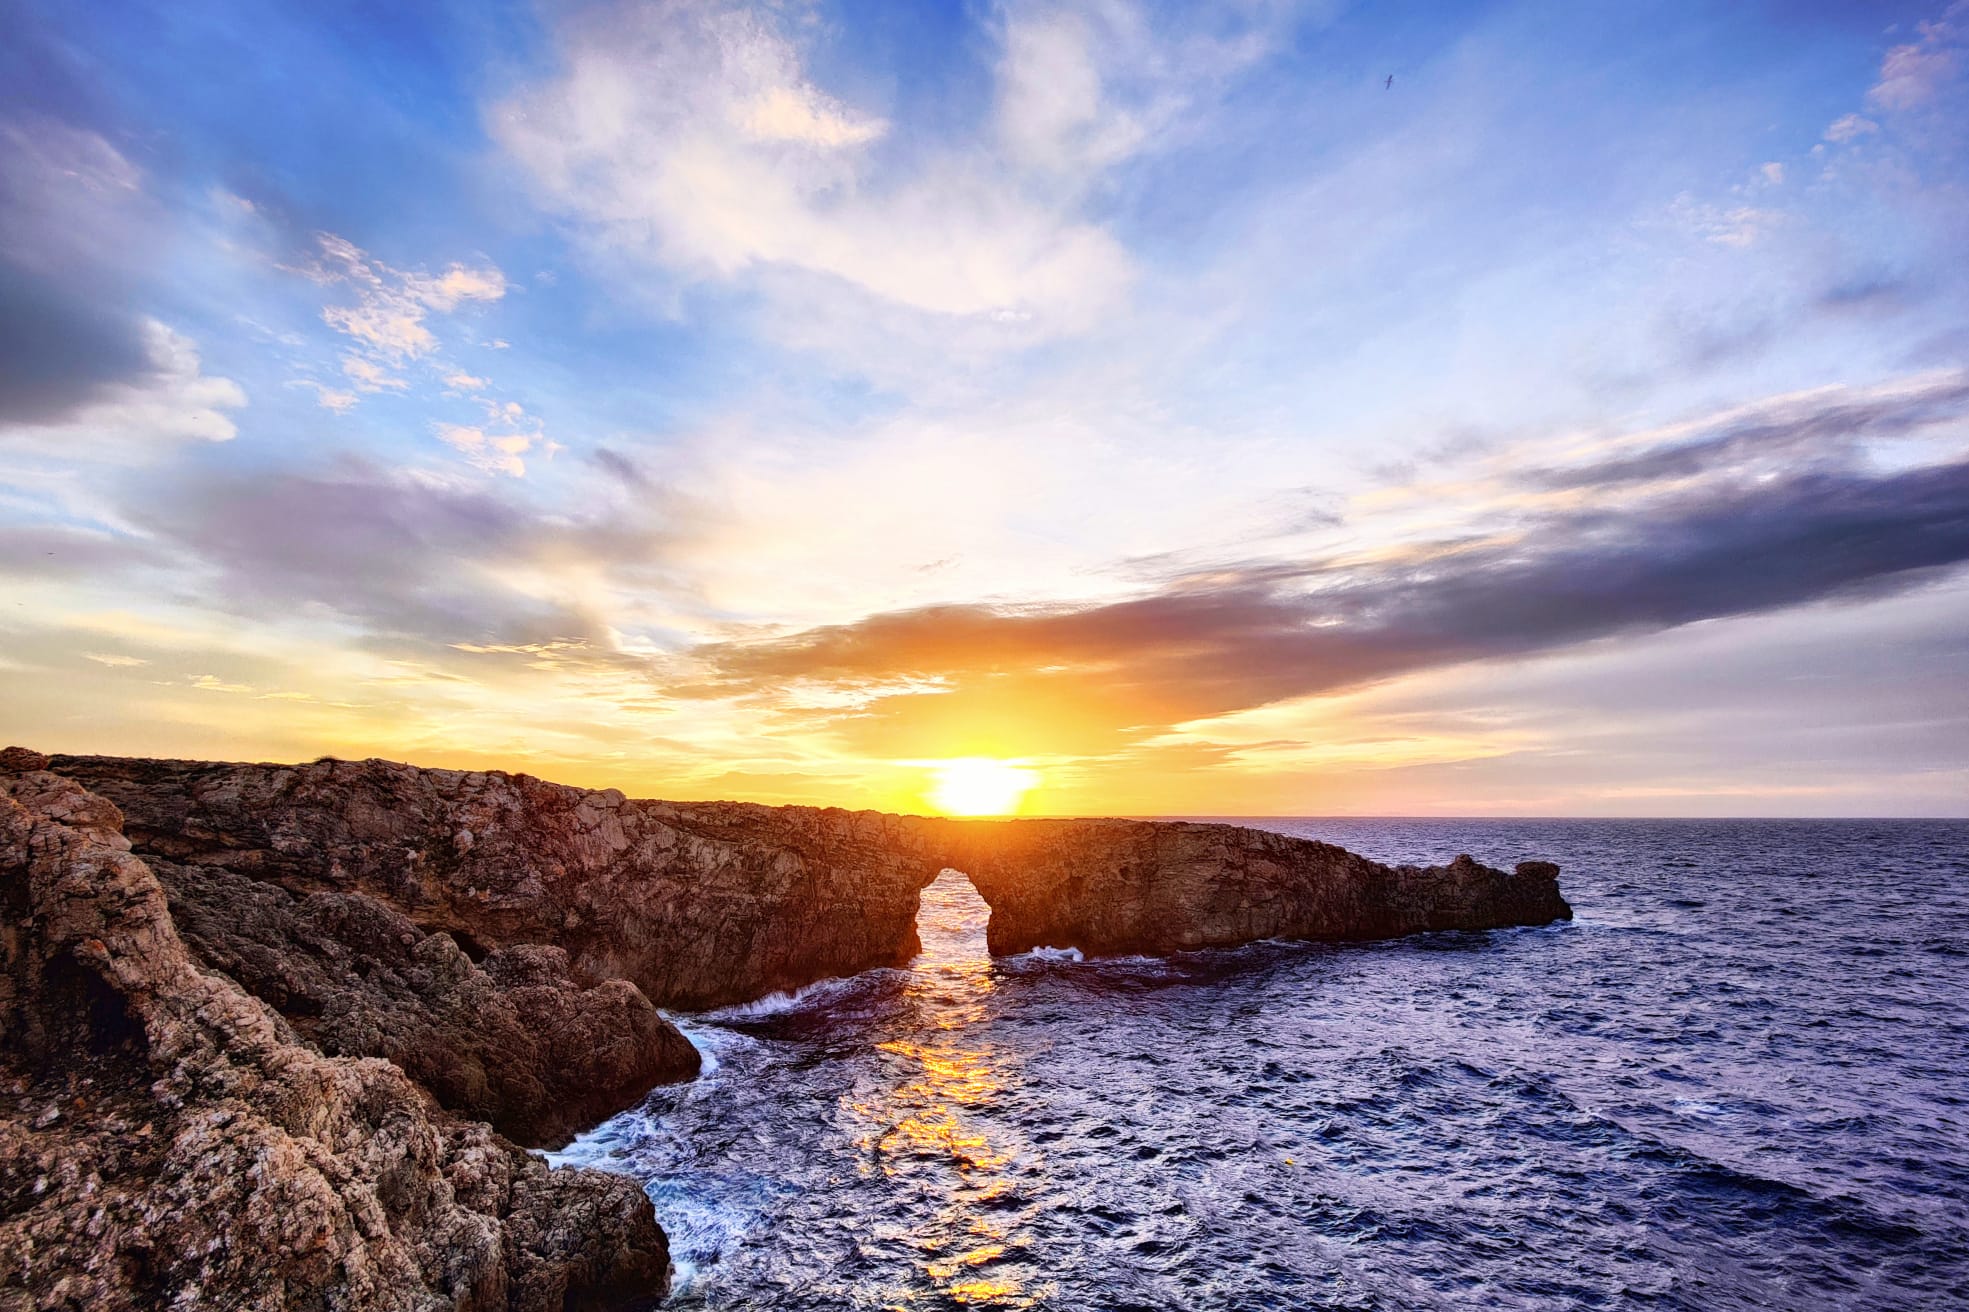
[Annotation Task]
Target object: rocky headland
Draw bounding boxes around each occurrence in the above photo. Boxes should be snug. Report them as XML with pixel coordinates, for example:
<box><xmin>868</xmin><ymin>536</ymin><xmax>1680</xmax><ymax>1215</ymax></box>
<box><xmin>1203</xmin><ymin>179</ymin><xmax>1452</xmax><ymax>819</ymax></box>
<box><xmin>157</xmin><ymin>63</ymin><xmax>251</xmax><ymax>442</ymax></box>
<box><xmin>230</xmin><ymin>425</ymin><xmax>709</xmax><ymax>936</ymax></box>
<box><xmin>953</xmin><ymin>818</ymin><xmax>1570</xmax><ymax>957</ymax></box>
<box><xmin>0</xmin><ymin>751</ymin><xmax>669</xmax><ymax>1312</ymax></box>
<box><xmin>3</xmin><ymin>747</ymin><xmax>1570</xmax><ymax>1308</ymax></box>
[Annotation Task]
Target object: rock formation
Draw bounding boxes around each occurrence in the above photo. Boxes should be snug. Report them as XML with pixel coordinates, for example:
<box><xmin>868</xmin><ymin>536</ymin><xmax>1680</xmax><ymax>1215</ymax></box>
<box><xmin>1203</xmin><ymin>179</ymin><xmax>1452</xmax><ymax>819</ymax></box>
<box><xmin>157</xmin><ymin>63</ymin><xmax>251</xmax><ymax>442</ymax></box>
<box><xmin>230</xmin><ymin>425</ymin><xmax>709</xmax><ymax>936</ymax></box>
<box><xmin>45</xmin><ymin>753</ymin><xmax>1570</xmax><ymax>1001</ymax></box>
<box><xmin>952</xmin><ymin>818</ymin><xmax>1571</xmax><ymax>956</ymax></box>
<box><xmin>51</xmin><ymin>754</ymin><xmax>951</xmax><ymax>1013</ymax></box>
<box><xmin>3</xmin><ymin>746</ymin><xmax>1571</xmax><ymax>1307</ymax></box>
<box><xmin>152</xmin><ymin>857</ymin><xmax>699</xmax><ymax>1147</ymax></box>
<box><xmin>0</xmin><ymin>753</ymin><xmax>670</xmax><ymax>1312</ymax></box>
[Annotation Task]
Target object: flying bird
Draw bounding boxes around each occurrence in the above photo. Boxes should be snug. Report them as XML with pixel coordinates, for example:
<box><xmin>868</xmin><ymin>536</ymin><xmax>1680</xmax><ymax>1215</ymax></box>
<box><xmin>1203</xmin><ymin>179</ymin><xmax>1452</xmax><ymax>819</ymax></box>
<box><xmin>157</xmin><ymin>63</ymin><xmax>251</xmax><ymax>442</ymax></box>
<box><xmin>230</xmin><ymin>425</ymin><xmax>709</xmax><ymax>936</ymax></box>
<box><xmin>1385</xmin><ymin>73</ymin><xmax>1394</xmax><ymax>89</ymax></box>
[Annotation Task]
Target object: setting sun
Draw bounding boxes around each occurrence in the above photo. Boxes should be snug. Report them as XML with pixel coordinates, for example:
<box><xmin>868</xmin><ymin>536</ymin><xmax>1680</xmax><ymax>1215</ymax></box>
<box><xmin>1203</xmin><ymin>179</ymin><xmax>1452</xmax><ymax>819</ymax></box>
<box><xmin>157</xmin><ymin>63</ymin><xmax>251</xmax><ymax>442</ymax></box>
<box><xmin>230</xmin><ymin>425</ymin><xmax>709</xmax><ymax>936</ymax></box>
<box><xmin>925</xmin><ymin>759</ymin><xmax>1040</xmax><ymax>817</ymax></box>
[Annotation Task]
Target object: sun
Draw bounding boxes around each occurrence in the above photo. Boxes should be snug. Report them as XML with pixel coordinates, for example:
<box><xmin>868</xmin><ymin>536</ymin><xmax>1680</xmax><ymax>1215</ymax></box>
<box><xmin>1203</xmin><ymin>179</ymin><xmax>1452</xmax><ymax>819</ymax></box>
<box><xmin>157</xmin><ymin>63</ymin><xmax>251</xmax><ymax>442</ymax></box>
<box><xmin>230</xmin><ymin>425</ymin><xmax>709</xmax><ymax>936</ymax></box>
<box><xmin>926</xmin><ymin>758</ymin><xmax>1040</xmax><ymax>817</ymax></box>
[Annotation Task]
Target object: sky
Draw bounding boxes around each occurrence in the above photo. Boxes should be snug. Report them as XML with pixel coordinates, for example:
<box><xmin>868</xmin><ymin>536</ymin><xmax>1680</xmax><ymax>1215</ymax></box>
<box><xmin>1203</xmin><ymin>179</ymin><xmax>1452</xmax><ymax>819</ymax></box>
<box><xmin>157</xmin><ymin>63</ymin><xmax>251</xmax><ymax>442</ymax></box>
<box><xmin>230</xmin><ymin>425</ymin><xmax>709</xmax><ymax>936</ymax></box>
<box><xmin>2</xmin><ymin>0</ymin><xmax>1967</xmax><ymax>817</ymax></box>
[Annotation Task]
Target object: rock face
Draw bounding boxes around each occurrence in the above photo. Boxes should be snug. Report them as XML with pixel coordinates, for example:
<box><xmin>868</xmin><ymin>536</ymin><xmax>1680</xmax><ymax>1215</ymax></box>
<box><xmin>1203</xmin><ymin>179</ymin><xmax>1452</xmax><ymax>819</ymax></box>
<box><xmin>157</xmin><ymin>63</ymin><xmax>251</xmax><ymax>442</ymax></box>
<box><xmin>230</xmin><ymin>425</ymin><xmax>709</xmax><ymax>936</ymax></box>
<box><xmin>0</xmin><ymin>759</ymin><xmax>670</xmax><ymax>1312</ymax></box>
<box><xmin>46</xmin><ymin>754</ymin><xmax>1573</xmax><ymax>1007</ymax></box>
<box><xmin>3</xmin><ymin>746</ymin><xmax>1571</xmax><ymax>1308</ymax></box>
<box><xmin>953</xmin><ymin>819</ymin><xmax>1572</xmax><ymax>957</ymax></box>
<box><xmin>52</xmin><ymin>754</ymin><xmax>952</xmax><ymax>1013</ymax></box>
<box><xmin>152</xmin><ymin>858</ymin><xmax>699</xmax><ymax>1147</ymax></box>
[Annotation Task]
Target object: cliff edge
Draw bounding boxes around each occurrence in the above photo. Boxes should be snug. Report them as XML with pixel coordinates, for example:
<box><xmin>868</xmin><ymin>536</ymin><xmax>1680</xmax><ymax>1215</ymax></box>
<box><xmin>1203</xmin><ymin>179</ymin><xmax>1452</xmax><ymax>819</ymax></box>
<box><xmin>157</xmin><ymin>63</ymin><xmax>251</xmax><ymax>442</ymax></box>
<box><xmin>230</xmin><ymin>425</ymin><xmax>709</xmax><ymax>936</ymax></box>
<box><xmin>0</xmin><ymin>751</ymin><xmax>670</xmax><ymax>1312</ymax></box>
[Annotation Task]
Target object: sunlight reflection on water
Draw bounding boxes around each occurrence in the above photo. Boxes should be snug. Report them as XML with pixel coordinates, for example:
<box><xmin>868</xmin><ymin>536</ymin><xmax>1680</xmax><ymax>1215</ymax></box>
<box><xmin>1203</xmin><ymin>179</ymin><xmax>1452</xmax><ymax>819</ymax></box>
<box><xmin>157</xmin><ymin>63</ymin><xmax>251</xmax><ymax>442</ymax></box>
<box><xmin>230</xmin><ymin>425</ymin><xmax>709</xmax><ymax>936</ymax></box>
<box><xmin>550</xmin><ymin>824</ymin><xmax>1969</xmax><ymax>1310</ymax></box>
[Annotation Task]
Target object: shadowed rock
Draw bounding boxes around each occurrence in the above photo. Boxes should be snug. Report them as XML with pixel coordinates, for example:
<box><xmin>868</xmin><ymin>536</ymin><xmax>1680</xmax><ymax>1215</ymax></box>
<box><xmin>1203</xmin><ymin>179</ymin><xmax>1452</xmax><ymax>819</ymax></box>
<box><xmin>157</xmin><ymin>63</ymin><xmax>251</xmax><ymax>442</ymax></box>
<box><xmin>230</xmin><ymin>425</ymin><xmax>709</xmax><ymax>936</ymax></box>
<box><xmin>0</xmin><ymin>763</ymin><xmax>670</xmax><ymax>1312</ymax></box>
<box><xmin>952</xmin><ymin>818</ymin><xmax>1571</xmax><ymax>956</ymax></box>
<box><xmin>152</xmin><ymin>858</ymin><xmax>699</xmax><ymax>1147</ymax></box>
<box><xmin>4</xmin><ymin>747</ymin><xmax>1570</xmax><ymax>1307</ymax></box>
<box><xmin>46</xmin><ymin>752</ymin><xmax>1571</xmax><ymax>1010</ymax></box>
<box><xmin>49</xmin><ymin>753</ymin><xmax>953</xmax><ymax>1012</ymax></box>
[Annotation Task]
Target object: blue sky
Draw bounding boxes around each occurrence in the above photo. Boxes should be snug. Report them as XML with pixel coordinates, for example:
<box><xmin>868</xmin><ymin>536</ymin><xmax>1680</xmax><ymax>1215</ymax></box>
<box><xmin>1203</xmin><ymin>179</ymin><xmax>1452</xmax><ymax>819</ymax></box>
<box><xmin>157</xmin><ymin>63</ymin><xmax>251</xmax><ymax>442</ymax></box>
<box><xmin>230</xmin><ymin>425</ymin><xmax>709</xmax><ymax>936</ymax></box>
<box><xmin>2</xmin><ymin>0</ymin><xmax>1966</xmax><ymax>815</ymax></box>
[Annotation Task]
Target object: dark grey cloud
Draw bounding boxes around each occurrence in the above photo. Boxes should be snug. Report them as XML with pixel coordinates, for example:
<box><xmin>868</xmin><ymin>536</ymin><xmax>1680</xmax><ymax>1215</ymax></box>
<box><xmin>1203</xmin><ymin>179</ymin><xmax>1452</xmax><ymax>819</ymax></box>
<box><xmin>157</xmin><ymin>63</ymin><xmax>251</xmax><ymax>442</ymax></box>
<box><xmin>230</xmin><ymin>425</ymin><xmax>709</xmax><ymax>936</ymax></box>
<box><xmin>126</xmin><ymin>457</ymin><xmax>690</xmax><ymax>664</ymax></box>
<box><xmin>591</xmin><ymin>445</ymin><xmax>653</xmax><ymax>490</ymax></box>
<box><xmin>0</xmin><ymin>521</ymin><xmax>154</xmax><ymax>579</ymax></box>
<box><xmin>0</xmin><ymin>103</ymin><xmax>166</xmax><ymax>429</ymax></box>
<box><xmin>0</xmin><ymin>263</ymin><xmax>154</xmax><ymax>425</ymax></box>
<box><xmin>693</xmin><ymin>409</ymin><xmax>1969</xmax><ymax>753</ymax></box>
<box><xmin>1521</xmin><ymin>372</ymin><xmax>1969</xmax><ymax>491</ymax></box>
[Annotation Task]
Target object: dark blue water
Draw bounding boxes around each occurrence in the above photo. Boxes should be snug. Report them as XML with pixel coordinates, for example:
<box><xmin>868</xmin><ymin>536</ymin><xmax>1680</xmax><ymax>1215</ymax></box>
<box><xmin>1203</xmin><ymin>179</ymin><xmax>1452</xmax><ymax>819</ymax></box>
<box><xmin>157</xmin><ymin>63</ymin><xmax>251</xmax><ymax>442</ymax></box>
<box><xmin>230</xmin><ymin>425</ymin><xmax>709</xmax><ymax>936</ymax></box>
<box><xmin>550</xmin><ymin>820</ymin><xmax>1969</xmax><ymax>1310</ymax></box>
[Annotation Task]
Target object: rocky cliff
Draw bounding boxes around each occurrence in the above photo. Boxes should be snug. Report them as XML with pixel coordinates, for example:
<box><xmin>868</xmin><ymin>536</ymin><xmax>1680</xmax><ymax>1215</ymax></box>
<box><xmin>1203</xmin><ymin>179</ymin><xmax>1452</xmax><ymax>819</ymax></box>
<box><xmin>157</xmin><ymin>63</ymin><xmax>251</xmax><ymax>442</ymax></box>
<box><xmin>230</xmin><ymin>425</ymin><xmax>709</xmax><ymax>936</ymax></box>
<box><xmin>0</xmin><ymin>754</ymin><xmax>670</xmax><ymax>1312</ymax></box>
<box><xmin>45</xmin><ymin>754</ymin><xmax>1571</xmax><ymax>1001</ymax></box>
<box><xmin>952</xmin><ymin>818</ymin><xmax>1571</xmax><ymax>956</ymax></box>
<box><xmin>51</xmin><ymin>754</ymin><xmax>952</xmax><ymax>1014</ymax></box>
<box><xmin>3</xmin><ymin>747</ymin><xmax>1571</xmax><ymax>1308</ymax></box>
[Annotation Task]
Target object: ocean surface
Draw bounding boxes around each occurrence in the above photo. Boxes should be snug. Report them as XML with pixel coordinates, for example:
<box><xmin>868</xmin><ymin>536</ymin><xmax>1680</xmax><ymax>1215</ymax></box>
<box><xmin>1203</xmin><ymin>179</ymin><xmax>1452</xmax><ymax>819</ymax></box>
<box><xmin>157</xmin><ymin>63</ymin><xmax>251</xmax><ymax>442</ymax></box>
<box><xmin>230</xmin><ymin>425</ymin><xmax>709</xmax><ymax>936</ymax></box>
<box><xmin>550</xmin><ymin>819</ymin><xmax>1969</xmax><ymax>1310</ymax></box>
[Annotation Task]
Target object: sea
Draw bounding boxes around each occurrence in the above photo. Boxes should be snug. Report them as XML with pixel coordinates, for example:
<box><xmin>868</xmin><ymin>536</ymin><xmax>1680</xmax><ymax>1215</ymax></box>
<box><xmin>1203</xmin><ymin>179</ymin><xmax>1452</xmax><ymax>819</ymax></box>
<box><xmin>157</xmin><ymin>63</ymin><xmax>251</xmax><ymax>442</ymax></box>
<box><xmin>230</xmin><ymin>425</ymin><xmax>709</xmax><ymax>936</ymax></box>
<box><xmin>548</xmin><ymin>819</ymin><xmax>1969</xmax><ymax>1310</ymax></box>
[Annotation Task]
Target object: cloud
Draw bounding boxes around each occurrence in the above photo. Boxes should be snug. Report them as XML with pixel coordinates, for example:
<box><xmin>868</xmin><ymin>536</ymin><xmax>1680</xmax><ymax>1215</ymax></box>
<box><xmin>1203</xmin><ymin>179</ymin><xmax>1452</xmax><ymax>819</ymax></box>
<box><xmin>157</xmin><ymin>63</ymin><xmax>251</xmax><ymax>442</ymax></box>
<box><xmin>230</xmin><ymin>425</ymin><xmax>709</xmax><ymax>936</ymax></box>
<box><xmin>307</xmin><ymin>232</ymin><xmax>506</xmax><ymax>360</ymax></box>
<box><xmin>1</xmin><ymin>318</ymin><xmax>245</xmax><ymax>456</ymax></box>
<box><xmin>1665</xmin><ymin>192</ymin><xmax>1782</xmax><ymax>248</ymax></box>
<box><xmin>0</xmin><ymin>114</ymin><xmax>244</xmax><ymax>455</ymax></box>
<box><xmin>492</xmin><ymin>0</ymin><xmax>1231</xmax><ymax>354</ymax></box>
<box><xmin>120</xmin><ymin>456</ymin><xmax>695</xmax><ymax>663</ymax></box>
<box><xmin>1516</xmin><ymin>371</ymin><xmax>1969</xmax><ymax>491</ymax></box>
<box><xmin>310</xmin><ymin>384</ymin><xmax>359</xmax><ymax>414</ymax></box>
<box><xmin>741</xmin><ymin>84</ymin><xmax>886</xmax><ymax>147</ymax></box>
<box><xmin>435</xmin><ymin>422</ymin><xmax>538</xmax><ymax>478</ymax></box>
<box><xmin>0</xmin><ymin>118</ymin><xmax>143</xmax><ymax>275</ymax></box>
<box><xmin>0</xmin><ymin>262</ymin><xmax>153</xmax><ymax>426</ymax></box>
<box><xmin>1867</xmin><ymin>2</ymin><xmax>1967</xmax><ymax>112</ymax></box>
<box><xmin>685</xmin><ymin>378</ymin><xmax>1969</xmax><ymax>756</ymax></box>
<box><xmin>1824</xmin><ymin>113</ymin><xmax>1879</xmax><ymax>143</ymax></box>
<box><xmin>0</xmin><ymin>521</ymin><xmax>155</xmax><ymax>580</ymax></box>
<box><xmin>995</xmin><ymin>5</ymin><xmax>1150</xmax><ymax>174</ymax></box>
<box><xmin>287</xmin><ymin>232</ymin><xmax>551</xmax><ymax>470</ymax></box>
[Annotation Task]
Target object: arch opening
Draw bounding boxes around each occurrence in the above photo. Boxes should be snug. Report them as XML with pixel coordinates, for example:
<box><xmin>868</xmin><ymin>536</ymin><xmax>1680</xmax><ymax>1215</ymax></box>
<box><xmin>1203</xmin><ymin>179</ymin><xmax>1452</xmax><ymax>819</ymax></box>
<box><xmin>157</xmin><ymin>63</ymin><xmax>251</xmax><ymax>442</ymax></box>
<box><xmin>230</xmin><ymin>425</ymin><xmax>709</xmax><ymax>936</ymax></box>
<box><xmin>912</xmin><ymin>867</ymin><xmax>993</xmax><ymax>972</ymax></box>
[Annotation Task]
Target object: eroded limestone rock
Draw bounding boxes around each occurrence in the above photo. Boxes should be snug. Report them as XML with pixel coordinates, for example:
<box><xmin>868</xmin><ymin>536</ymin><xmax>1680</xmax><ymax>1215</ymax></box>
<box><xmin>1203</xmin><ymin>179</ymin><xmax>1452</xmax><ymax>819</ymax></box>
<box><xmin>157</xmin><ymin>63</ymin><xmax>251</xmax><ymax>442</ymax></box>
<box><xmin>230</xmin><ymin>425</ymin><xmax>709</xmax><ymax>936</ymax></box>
<box><xmin>0</xmin><ymin>765</ymin><xmax>670</xmax><ymax>1311</ymax></box>
<box><xmin>52</xmin><ymin>754</ymin><xmax>952</xmax><ymax>1012</ymax></box>
<box><xmin>952</xmin><ymin>818</ymin><xmax>1572</xmax><ymax>956</ymax></box>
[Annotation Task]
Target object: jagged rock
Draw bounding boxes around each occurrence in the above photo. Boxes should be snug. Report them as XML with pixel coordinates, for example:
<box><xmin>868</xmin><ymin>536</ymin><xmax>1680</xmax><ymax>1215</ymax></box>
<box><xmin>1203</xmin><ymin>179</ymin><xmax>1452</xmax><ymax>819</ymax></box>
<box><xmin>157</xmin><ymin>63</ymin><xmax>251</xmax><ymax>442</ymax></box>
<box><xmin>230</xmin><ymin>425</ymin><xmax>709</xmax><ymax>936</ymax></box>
<box><xmin>45</xmin><ymin>753</ymin><xmax>1571</xmax><ymax>1008</ymax></box>
<box><xmin>952</xmin><ymin>819</ymin><xmax>1572</xmax><ymax>956</ymax></box>
<box><xmin>3</xmin><ymin>747</ymin><xmax>1572</xmax><ymax>1307</ymax></box>
<box><xmin>0</xmin><ymin>766</ymin><xmax>670</xmax><ymax>1311</ymax></box>
<box><xmin>152</xmin><ymin>859</ymin><xmax>699</xmax><ymax>1147</ymax></box>
<box><xmin>49</xmin><ymin>754</ymin><xmax>954</xmax><ymax>1011</ymax></box>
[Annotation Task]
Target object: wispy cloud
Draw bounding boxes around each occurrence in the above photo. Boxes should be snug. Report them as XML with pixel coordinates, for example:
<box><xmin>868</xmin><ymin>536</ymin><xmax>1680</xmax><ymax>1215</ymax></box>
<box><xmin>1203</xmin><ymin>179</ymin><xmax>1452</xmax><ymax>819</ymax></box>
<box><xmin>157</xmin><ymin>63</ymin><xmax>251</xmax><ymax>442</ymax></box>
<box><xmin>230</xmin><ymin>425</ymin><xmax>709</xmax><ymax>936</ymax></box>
<box><xmin>496</xmin><ymin>0</ymin><xmax>1129</xmax><ymax>338</ymax></box>
<box><xmin>493</xmin><ymin>0</ymin><xmax>1295</xmax><ymax>375</ymax></box>
<box><xmin>1867</xmin><ymin>1</ymin><xmax>1967</xmax><ymax>111</ymax></box>
<box><xmin>303</xmin><ymin>232</ymin><xmax>505</xmax><ymax>378</ymax></box>
<box><xmin>685</xmin><ymin>376</ymin><xmax>1969</xmax><ymax>757</ymax></box>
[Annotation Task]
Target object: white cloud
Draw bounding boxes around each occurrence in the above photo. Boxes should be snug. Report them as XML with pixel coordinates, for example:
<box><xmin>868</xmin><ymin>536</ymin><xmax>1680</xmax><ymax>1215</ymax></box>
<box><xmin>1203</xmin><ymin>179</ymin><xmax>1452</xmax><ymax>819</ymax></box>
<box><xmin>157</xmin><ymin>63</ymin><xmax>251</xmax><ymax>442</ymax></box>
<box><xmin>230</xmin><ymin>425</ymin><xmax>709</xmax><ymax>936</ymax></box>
<box><xmin>306</xmin><ymin>382</ymin><xmax>359</xmax><ymax>413</ymax></box>
<box><xmin>494</xmin><ymin>0</ymin><xmax>1140</xmax><ymax>347</ymax></box>
<box><xmin>741</xmin><ymin>84</ymin><xmax>886</xmax><ymax>147</ymax></box>
<box><xmin>0</xmin><ymin>320</ymin><xmax>245</xmax><ymax>457</ymax></box>
<box><xmin>309</xmin><ymin>234</ymin><xmax>505</xmax><ymax>359</ymax></box>
<box><xmin>1824</xmin><ymin>113</ymin><xmax>1879</xmax><ymax>143</ymax></box>
<box><xmin>1665</xmin><ymin>192</ymin><xmax>1782</xmax><ymax>248</ymax></box>
<box><xmin>1867</xmin><ymin>3</ymin><xmax>1966</xmax><ymax>111</ymax></box>
<box><xmin>435</xmin><ymin>421</ymin><xmax>539</xmax><ymax>477</ymax></box>
<box><xmin>340</xmin><ymin>354</ymin><xmax>405</xmax><ymax>393</ymax></box>
<box><xmin>996</xmin><ymin>7</ymin><xmax>1146</xmax><ymax>174</ymax></box>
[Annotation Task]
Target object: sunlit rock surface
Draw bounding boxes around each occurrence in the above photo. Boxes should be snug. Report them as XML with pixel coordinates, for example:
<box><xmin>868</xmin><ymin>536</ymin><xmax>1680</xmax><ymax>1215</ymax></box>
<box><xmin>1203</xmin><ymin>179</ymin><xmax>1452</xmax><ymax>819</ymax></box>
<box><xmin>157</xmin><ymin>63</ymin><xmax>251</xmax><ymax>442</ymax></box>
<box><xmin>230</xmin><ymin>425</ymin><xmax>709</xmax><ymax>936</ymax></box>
<box><xmin>0</xmin><ymin>755</ymin><xmax>670</xmax><ymax>1312</ymax></box>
